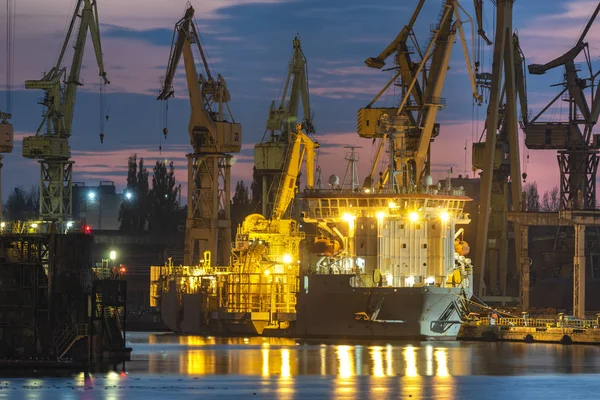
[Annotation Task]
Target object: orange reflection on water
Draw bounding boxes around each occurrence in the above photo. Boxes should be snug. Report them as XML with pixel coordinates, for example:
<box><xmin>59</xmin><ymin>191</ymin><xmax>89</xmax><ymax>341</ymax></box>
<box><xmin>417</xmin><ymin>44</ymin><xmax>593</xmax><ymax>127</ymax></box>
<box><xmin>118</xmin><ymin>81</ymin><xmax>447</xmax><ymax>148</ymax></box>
<box><xmin>370</xmin><ymin>346</ymin><xmax>385</xmax><ymax>377</ymax></box>
<box><xmin>335</xmin><ymin>345</ymin><xmax>356</xmax><ymax>399</ymax></box>
<box><xmin>336</xmin><ymin>345</ymin><xmax>355</xmax><ymax>378</ymax></box>
<box><xmin>262</xmin><ymin>348</ymin><xmax>270</xmax><ymax>376</ymax></box>
<box><xmin>386</xmin><ymin>344</ymin><xmax>394</xmax><ymax>376</ymax></box>
<box><xmin>180</xmin><ymin>336</ymin><xmax>216</xmax><ymax>346</ymax></box>
<box><xmin>435</xmin><ymin>348</ymin><xmax>449</xmax><ymax>377</ymax></box>
<box><xmin>425</xmin><ymin>344</ymin><xmax>434</xmax><ymax>376</ymax></box>
<box><xmin>403</xmin><ymin>345</ymin><xmax>418</xmax><ymax>377</ymax></box>
<box><xmin>281</xmin><ymin>348</ymin><xmax>291</xmax><ymax>378</ymax></box>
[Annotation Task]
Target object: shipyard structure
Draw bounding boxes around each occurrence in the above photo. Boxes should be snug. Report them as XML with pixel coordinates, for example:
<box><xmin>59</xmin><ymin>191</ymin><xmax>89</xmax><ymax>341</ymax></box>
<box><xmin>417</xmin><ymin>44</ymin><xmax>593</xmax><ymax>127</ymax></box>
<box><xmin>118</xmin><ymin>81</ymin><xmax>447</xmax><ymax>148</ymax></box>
<box><xmin>0</xmin><ymin>224</ymin><xmax>130</xmax><ymax>366</ymax></box>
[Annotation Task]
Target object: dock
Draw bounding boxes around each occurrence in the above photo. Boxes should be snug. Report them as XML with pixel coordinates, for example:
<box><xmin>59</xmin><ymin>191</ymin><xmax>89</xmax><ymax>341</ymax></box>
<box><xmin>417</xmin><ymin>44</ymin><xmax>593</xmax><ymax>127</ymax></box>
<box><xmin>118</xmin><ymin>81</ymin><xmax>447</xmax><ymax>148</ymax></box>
<box><xmin>458</xmin><ymin>315</ymin><xmax>600</xmax><ymax>345</ymax></box>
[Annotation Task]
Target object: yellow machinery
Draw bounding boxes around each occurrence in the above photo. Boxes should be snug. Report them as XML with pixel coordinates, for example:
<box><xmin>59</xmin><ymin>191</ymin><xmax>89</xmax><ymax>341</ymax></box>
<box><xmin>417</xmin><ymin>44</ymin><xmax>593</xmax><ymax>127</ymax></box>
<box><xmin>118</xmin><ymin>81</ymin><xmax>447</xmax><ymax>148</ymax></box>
<box><xmin>22</xmin><ymin>0</ymin><xmax>109</xmax><ymax>223</ymax></box>
<box><xmin>226</xmin><ymin>123</ymin><xmax>319</xmax><ymax>326</ymax></box>
<box><xmin>150</xmin><ymin>124</ymin><xmax>318</xmax><ymax>332</ymax></box>
<box><xmin>157</xmin><ymin>6</ymin><xmax>242</xmax><ymax>266</ymax></box>
<box><xmin>254</xmin><ymin>36</ymin><xmax>314</xmax><ymax>217</ymax></box>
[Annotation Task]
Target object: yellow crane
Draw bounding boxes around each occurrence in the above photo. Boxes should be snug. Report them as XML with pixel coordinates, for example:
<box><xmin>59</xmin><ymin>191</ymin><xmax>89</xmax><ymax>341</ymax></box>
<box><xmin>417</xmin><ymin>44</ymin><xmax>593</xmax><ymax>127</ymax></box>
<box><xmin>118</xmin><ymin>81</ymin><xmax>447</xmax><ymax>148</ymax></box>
<box><xmin>228</xmin><ymin>123</ymin><xmax>318</xmax><ymax>328</ymax></box>
<box><xmin>255</xmin><ymin>36</ymin><xmax>314</xmax><ymax>218</ymax></box>
<box><xmin>157</xmin><ymin>6</ymin><xmax>242</xmax><ymax>266</ymax></box>
<box><xmin>22</xmin><ymin>0</ymin><xmax>109</xmax><ymax>224</ymax></box>
<box><xmin>358</xmin><ymin>0</ymin><xmax>481</xmax><ymax>191</ymax></box>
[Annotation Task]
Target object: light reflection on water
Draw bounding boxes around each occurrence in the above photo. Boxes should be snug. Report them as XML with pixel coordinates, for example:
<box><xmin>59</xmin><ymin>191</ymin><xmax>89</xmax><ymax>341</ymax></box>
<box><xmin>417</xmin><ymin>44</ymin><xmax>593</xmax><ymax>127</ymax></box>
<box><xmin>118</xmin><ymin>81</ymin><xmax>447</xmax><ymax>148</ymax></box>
<box><xmin>129</xmin><ymin>332</ymin><xmax>600</xmax><ymax>378</ymax></box>
<box><xmin>6</xmin><ymin>333</ymin><xmax>600</xmax><ymax>399</ymax></box>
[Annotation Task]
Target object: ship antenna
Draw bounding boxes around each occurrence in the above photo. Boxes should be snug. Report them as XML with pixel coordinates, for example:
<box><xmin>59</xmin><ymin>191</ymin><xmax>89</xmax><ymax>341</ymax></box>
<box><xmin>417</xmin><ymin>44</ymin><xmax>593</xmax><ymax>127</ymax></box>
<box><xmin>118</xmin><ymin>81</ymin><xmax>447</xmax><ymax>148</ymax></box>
<box><xmin>342</xmin><ymin>146</ymin><xmax>362</xmax><ymax>191</ymax></box>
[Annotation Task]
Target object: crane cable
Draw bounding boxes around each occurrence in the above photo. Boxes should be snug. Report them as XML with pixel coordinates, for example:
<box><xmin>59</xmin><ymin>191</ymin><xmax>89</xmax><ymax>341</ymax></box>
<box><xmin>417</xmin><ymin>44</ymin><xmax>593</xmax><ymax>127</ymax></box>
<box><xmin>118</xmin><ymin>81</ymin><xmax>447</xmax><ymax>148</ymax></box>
<box><xmin>5</xmin><ymin>0</ymin><xmax>15</xmax><ymax>115</ymax></box>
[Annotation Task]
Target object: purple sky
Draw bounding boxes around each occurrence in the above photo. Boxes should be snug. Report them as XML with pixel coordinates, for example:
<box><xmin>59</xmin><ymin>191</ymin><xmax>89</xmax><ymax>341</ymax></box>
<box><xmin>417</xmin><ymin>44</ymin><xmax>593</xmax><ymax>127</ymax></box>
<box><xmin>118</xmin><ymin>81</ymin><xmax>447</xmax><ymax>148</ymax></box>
<box><xmin>2</xmin><ymin>0</ymin><xmax>600</xmax><ymax>202</ymax></box>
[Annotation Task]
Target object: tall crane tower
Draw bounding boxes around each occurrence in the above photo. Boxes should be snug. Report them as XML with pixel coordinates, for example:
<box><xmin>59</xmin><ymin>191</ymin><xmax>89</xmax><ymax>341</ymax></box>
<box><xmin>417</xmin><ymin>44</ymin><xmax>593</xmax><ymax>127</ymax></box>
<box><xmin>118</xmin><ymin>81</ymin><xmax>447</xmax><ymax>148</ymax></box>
<box><xmin>254</xmin><ymin>36</ymin><xmax>314</xmax><ymax>218</ymax></box>
<box><xmin>22</xmin><ymin>0</ymin><xmax>109</xmax><ymax>224</ymax></box>
<box><xmin>0</xmin><ymin>0</ymin><xmax>15</xmax><ymax>223</ymax></box>
<box><xmin>157</xmin><ymin>6</ymin><xmax>242</xmax><ymax>266</ymax></box>
<box><xmin>472</xmin><ymin>0</ymin><xmax>527</xmax><ymax>297</ymax></box>
<box><xmin>524</xmin><ymin>4</ymin><xmax>600</xmax><ymax>210</ymax></box>
<box><xmin>358</xmin><ymin>0</ymin><xmax>481</xmax><ymax>192</ymax></box>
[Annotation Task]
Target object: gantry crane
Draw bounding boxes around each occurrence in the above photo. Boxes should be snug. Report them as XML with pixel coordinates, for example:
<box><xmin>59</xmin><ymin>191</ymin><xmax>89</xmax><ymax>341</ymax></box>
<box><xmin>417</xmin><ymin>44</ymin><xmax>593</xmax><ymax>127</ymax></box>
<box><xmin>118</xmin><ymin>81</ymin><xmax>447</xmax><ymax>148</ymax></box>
<box><xmin>524</xmin><ymin>3</ymin><xmax>600</xmax><ymax>210</ymax></box>
<box><xmin>521</xmin><ymin>3</ymin><xmax>600</xmax><ymax>318</ymax></box>
<box><xmin>472</xmin><ymin>0</ymin><xmax>527</xmax><ymax>298</ymax></box>
<box><xmin>254</xmin><ymin>36</ymin><xmax>314</xmax><ymax>218</ymax></box>
<box><xmin>157</xmin><ymin>6</ymin><xmax>242</xmax><ymax>266</ymax></box>
<box><xmin>22</xmin><ymin>0</ymin><xmax>109</xmax><ymax>224</ymax></box>
<box><xmin>358</xmin><ymin>0</ymin><xmax>481</xmax><ymax>192</ymax></box>
<box><xmin>0</xmin><ymin>0</ymin><xmax>15</xmax><ymax>223</ymax></box>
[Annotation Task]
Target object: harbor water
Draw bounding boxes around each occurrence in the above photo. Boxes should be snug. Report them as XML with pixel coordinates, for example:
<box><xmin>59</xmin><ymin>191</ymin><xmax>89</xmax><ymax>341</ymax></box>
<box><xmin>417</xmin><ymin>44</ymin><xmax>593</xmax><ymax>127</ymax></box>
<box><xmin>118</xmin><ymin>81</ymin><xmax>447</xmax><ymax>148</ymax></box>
<box><xmin>2</xmin><ymin>332</ymin><xmax>600</xmax><ymax>399</ymax></box>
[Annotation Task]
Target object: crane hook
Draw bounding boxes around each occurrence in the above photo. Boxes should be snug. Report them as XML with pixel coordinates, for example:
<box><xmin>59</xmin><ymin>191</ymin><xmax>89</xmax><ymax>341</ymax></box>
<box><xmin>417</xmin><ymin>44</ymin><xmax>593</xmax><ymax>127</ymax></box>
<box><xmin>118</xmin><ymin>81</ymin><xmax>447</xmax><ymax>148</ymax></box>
<box><xmin>99</xmin><ymin>132</ymin><xmax>104</xmax><ymax>143</ymax></box>
<box><xmin>163</xmin><ymin>127</ymin><xmax>168</xmax><ymax>139</ymax></box>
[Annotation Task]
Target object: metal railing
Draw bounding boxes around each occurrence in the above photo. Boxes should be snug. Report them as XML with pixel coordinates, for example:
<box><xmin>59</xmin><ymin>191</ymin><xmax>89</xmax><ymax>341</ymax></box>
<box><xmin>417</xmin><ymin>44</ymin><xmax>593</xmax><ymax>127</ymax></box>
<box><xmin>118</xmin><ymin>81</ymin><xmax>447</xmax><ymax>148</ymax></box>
<box><xmin>475</xmin><ymin>316</ymin><xmax>599</xmax><ymax>329</ymax></box>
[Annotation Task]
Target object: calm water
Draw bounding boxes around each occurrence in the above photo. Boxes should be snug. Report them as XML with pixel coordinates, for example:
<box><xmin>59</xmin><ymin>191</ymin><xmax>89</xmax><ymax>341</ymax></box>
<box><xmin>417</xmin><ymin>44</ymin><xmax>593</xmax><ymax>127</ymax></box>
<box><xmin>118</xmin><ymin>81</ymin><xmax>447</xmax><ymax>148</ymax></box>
<box><xmin>2</xmin><ymin>332</ymin><xmax>600</xmax><ymax>399</ymax></box>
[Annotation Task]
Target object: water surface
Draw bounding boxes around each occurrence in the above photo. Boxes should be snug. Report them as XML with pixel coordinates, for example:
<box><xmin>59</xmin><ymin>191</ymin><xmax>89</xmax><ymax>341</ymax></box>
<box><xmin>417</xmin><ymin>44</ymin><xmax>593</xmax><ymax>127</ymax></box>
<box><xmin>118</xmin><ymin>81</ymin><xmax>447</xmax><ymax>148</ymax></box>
<box><xmin>2</xmin><ymin>332</ymin><xmax>600</xmax><ymax>399</ymax></box>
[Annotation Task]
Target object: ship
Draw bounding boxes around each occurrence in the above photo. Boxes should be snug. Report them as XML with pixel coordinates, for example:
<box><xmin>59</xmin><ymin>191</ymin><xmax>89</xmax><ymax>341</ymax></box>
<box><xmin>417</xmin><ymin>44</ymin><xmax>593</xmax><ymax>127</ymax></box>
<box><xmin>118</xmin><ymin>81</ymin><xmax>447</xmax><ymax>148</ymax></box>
<box><xmin>150</xmin><ymin>0</ymin><xmax>479</xmax><ymax>340</ymax></box>
<box><xmin>152</xmin><ymin>173</ymin><xmax>474</xmax><ymax>340</ymax></box>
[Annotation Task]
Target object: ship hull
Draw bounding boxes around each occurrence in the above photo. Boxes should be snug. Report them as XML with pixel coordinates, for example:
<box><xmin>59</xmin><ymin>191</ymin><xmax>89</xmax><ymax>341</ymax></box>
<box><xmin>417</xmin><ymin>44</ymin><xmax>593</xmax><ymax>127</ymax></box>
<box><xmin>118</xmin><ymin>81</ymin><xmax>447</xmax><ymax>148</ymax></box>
<box><xmin>296</xmin><ymin>274</ymin><xmax>467</xmax><ymax>340</ymax></box>
<box><xmin>159</xmin><ymin>274</ymin><xmax>468</xmax><ymax>340</ymax></box>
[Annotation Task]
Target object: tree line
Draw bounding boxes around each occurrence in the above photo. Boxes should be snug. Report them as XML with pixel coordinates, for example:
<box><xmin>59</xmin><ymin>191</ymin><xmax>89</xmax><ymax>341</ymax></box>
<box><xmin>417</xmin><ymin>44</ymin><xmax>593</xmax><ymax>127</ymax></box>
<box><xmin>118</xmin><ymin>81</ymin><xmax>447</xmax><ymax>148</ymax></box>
<box><xmin>118</xmin><ymin>154</ymin><xmax>184</xmax><ymax>233</ymax></box>
<box><xmin>524</xmin><ymin>182</ymin><xmax>560</xmax><ymax>212</ymax></box>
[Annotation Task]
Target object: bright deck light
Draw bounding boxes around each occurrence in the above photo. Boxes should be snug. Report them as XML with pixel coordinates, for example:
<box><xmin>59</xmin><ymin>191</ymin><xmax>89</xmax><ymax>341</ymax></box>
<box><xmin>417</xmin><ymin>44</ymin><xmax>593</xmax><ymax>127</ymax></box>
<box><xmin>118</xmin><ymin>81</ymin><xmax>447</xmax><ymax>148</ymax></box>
<box><xmin>409</xmin><ymin>212</ymin><xmax>418</xmax><ymax>222</ymax></box>
<box><xmin>440</xmin><ymin>211</ymin><xmax>449</xmax><ymax>222</ymax></box>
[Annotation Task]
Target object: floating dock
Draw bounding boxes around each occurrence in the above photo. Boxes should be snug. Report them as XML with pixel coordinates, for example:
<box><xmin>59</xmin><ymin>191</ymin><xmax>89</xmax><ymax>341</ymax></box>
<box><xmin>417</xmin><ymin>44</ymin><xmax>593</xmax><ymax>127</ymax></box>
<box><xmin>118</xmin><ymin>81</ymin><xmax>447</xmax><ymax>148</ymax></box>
<box><xmin>459</xmin><ymin>315</ymin><xmax>600</xmax><ymax>345</ymax></box>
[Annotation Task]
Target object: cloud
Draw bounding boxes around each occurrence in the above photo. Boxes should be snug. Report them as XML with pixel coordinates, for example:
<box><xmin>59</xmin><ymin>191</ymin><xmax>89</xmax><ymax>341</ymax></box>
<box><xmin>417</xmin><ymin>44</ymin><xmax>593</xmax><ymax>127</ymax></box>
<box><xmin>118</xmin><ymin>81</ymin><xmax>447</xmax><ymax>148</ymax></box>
<box><xmin>1</xmin><ymin>0</ymin><xmax>293</xmax><ymax>96</ymax></box>
<box><xmin>518</xmin><ymin>1</ymin><xmax>600</xmax><ymax>63</ymax></box>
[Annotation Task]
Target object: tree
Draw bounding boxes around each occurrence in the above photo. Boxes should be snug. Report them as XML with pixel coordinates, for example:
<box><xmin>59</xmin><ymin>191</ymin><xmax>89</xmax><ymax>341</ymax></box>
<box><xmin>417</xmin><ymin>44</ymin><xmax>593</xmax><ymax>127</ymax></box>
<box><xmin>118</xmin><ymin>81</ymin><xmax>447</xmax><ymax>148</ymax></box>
<box><xmin>231</xmin><ymin>180</ymin><xmax>253</xmax><ymax>237</ymax></box>
<box><xmin>136</xmin><ymin>158</ymin><xmax>150</xmax><ymax>231</ymax></box>
<box><xmin>118</xmin><ymin>154</ymin><xmax>149</xmax><ymax>232</ymax></box>
<box><xmin>148</xmin><ymin>160</ymin><xmax>180</xmax><ymax>233</ymax></box>
<box><xmin>3</xmin><ymin>186</ymin><xmax>39</xmax><ymax>221</ymax></box>
<box><xmin>524</xmin><ymin>182</ymin><xmax>540</xmax><ymax>212</ymax></box>
<box><xmin>250</xmin><ymin>166</ymin><xmax>261</xmax><ymax>213</ymax></box>
<box><xmin>541</xmin><ymin>186</ymin><xmax>560</xmax><ymax>212</ymax></box>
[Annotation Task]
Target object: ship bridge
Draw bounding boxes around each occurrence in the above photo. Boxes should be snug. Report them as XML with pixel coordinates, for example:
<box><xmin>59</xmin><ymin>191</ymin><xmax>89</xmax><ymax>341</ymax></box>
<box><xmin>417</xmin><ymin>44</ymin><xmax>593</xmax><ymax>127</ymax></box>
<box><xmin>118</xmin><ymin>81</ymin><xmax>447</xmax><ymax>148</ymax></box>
<box><xmin>299</xmin><ymin>187</ymin><xmax>473</xmax><ymax>290</ymax></box>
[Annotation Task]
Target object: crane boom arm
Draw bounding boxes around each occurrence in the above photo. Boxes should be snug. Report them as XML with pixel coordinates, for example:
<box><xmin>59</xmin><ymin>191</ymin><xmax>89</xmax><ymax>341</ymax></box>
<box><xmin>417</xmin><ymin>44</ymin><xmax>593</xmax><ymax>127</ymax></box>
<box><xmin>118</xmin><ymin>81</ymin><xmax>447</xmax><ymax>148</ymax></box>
<box><xmin>474</xmin><ymin>0</ymin><xmax>492</xmax><ymax>45</ymax></box>
<box><xmin>271</xmin><ymin>124</ymin><xmax>319</xmax><ymax>221</ymax></box>
<box><xmin>265</xmin><ymin>37</ymin><xmax>314</xmax><ymax>137</ymax></box>
<box><xmin>364</xmin><ymin>0</ymin><xmax>425</xmax><ymax>69</ymax></box>
<box><xmin>64</xmin><ymin>0</ymin><xmax>109</xmax><ymax>134</ymax></box>
<box><xmin>529</xmin><ymin>3</ymin><xmax>600</xmax><ymax>75</ymax></box>
<box><xmin>157</xmin><ymin>6</ymin><xmax>220</xmax><ymax>151</ymax></box>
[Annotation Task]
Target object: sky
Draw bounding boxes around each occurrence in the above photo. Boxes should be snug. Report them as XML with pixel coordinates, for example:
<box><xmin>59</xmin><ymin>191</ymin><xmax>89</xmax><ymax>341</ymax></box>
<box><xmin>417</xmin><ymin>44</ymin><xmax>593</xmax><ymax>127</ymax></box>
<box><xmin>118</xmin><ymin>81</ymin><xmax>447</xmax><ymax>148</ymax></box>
<box><xmin>1</xmin><ymin>0</ymin><xmax>600</xmax><ymax>202</ymax></box>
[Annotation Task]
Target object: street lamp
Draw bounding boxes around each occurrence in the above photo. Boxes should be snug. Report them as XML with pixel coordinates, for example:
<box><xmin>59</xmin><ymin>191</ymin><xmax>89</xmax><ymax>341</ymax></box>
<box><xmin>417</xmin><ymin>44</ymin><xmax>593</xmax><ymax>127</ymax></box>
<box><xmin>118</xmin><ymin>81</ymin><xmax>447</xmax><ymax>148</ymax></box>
<box><xmin>109</xmin><ymin>250</ymin><xmax>117</xmax><ymax>276</ymax></box>
<box><xmin>125</xmin><ymin>192</ymin><xmax>132</xmax><ymax>200</ymax></box>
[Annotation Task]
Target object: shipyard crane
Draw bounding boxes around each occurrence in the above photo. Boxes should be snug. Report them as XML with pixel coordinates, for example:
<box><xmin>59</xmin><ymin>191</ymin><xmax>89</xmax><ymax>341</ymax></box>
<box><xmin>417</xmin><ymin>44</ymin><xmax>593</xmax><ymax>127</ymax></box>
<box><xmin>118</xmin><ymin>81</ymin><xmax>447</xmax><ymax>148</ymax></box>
<box><xmin>471</xmin><ymin>0</ymin><xmax>529</xmax><ymax>300</ymax></box>
<box><xmin>0</xmin><ymin>0</ymin><xmax>15</xmax><ymax>223</ymax></box>
<box><xmin>22</xmin><ymin>0</ymin><xmax>109</xmax><ymax>224</ymax></box>
<box><xmin>518</xmin><ymin>3</ymin><xmax>600</xmax><ymax>319</ymax></box>
<box><xmin>472</xmin><ymin>0</ymin><xmax>526</xmax><ymax>300</ymax></box>
<box><xmin>359</xmin><ymin>0</ymin><xmax>481</xmax><ymax>191</ymax></box>
<box><xmin>255</xmin><ymin>36</ymin><xmax>314</xmax><ymax>218</ymax></box>
<box><xmin>524</xmin><ymin>3</ymin><xmax>600</xmax><ymax>210</ymax></box>
<box><xmin>157</xmin><ymin>6</ymin><xmax>242</xmax><ymax>266</ymax></box>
